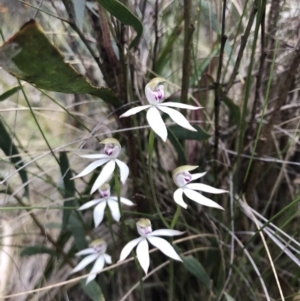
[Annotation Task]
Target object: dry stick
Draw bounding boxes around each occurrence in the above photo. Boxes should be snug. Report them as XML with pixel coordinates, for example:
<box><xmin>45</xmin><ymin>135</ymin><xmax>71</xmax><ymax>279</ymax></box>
<box><xmin>214</xmin><ymin>0</ymin><xmax>227</xmax><ymax>175</ymax></box>
<box><xmin>225</xmin><ymin>0</ymin><xmax>258</xmax><ymax>94</ymax></box>
<box><xmin>180</xmin><ymin>0</ymin><xmax>194</xmax><ymax>105</ymax></box>
<box><xmin>245</xmin><ymin>39</ymin><xmax>300</xmax><ymax>199</ymax></box>
<box><xmin>3</xmin><ymin>180</ymin><xmax>74</xmax><ymax>268</ymax></box>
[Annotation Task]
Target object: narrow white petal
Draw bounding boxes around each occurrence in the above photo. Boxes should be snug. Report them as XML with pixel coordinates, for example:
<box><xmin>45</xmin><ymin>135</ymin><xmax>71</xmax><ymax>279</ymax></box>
<box><xmin>115</xmin><ymin>160</ymin><xmax>129</xmax><ymax>184</ymax></box>
<box><xmin>86</xmin><ymin>256</ymin><xmax>105</xmax><ymax>284</ymax></box>
<box><xmin>120</xmin><ymin>197</ymin><xmax>135</xmax><ymax>206</ymax></box>
<box><xmin>80</xmin><ymin>154</ymin><xmax>110</xmax><ymax>159</ymax></box>
<box><xmin>147</xmin><ymin>237</ymin><xmax>182</xmax><ymax>261</ymax></box>
<box><xmin>94</xmin><ymin>201</ymin><xmax>107</xmax><ymax>227</ymax></box>
<box><xmin>119</xmin><ymin>237</ymin><xmax>142</xmax><ymax>261</ymax></box>
<box><xmin>107</xmin><ymin>199</ymin><xmax>121</xmax><ymax>222</ymax></box>
<box><xmin>173</xmin><ymin>188</ymin><xmax>188</xmax><ymax>209</ymax></box>
<box><xmin>159</xmin><ymin>102</ymin><xmax>201</xmax><ymax>110</ymax></box>
<box><xmin>75</xmin><ymin>248</ymin><xmax>96</xmax><ymax>256</ymax></box>
<box><xmin>110</xmin><ymin>196</ymin><xmax>135</xmax><ymax>206</ymax></box>
<box><xmin>120</xmin><ymin>105</ymin><xmax>150</xmax><ymax>117</ymax></box>
<box><xmin>146</xmin><ymin>106</ymin><xmax>167</xmax><ymax>142</ymax></box>
<box><xmin>183</xmin><ymin>188</ymin><xmax>224</xmax><ymax>210</ymax></box>
<box><xmin>78</xmin><ymin>199</ymin><xmax>102</xmax><ymax>211</ymax></box>
<box><xmin>136</xmin><ymin>239</ymin><xmax>150</xmax><ymax>274</ymax></box>
<box><xmin>91</xmin><ymin>160</ymin><xmax>116</xmax><ymax>194</ymax></box>
<box><xmin>90</xmin><ymin>256</ymin><xmax>105</xmax><ymax>274</ymax></box>
<box><xmin>70</xmin><ymin>253</ymin><xmax>98</xmax><ymax>274</ymax></box>
<box><xmin>103</xmin><ymin>254</ymin><xmax>112</xmax><ymax>264</ymax></box>
<box><xmin>148</xmin><ymin>229</ymin><xmax>184</xmax><ymax>237</ymax></box>
<box><xmin>158</xmin><ymin>106</ymin><xmax>196</xmax><ymax>131</ymax></box>
<box><xmin>71</xmin><ymin>159</ymin><xmax>109</xmax><ymax>179</ymax></box>
<box><xmin>191</xmin><ymin>172</ymin><xmax>207</xmax><ymax>181</ymax></box>
<box><xmin>186</xmin><ymin>183</ymin><xmax>228</xmax><ymax>194</ymax></box>
<box><xmin>86</xmin><ymin>273</ymin><xmax>96</xmax><ymax>284</ymax></box>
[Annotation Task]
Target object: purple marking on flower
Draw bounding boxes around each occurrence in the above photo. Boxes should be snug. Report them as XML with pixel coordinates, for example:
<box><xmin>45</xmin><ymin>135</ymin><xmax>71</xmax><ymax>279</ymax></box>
<box><xmin>183</xmin><ymin>172</ymin><xmax>192</xmax><ymax>184</ymax></box>
<box><xmin>104</xmin><ymin>144</ymin><xmax>114</xmax><ymax>156</ymax></box>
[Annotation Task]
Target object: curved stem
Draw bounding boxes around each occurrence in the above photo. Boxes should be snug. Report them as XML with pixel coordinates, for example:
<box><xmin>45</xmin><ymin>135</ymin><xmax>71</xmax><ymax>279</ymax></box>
<box><xmin>170</xmin><ymin>205</ymin><xmax>181</xmax><ymax>229</ymax></box>
<box><xmin>148</xmin><ymin>130</ymin><xmax>169</xmax><ymax>228</ymax></box>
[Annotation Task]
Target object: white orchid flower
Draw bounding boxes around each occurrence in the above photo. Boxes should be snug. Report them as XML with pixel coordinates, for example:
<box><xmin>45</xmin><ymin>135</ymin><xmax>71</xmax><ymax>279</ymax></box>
<box><xmin>72</xmin><ymin>138</ymin><xmax>129</xmax><ymax>194</ymax></box>
<box><xmin>173</xmin><ymin>165</ymin><xmax>227</xmax><ymax>210</ymax></box>
<box><xmin>78</xmin><ymin>183</ymin><xmax>135</xmax><ymax>227</ymax></box>
<box><xmin>118</xmin><ymin>218</ymin><xmax>183</xmax><ymax>274</ymax></box>
<box><xmin>120</xmin><ymin>77</ymin><xmax>202</xmax><ymax>142</ymax></box>
<box><xmin>71</xmin><ymin>239</ymin><xmax>112</xmax><ymax>284</ymax></box>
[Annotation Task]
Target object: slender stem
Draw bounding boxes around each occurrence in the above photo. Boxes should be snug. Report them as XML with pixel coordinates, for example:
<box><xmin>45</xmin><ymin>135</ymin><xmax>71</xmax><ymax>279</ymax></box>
<box><xmin>168</xmin><ymin>260</ymin><xmax>174</xmax><ymax>301</ymax></box>
<box><xmin>114</xmin><ymin>172</ymin><xmax>145</xmax><ymax>300</ymax></box>
<box><xmin>148</xmin><ymin>130</ymin><xmax>169</xmax><ymax>228</ymax></box>
<box><xmin>168</xmin><ymin>205</ymin><xmax>181</xmax><ymax>301</ymax></box>
<box><xmin>170</xmin><ymin>205</ymin><xmax>181</xmax><ymax>229</ymax></box>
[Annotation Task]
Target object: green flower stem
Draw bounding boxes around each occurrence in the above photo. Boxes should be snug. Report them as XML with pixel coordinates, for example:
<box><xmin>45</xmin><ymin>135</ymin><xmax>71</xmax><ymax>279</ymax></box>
<box><xmin>168</xmin><ymin>206</ymin><xmax>181</xmax><ymax>301</ymax></box>
<box><xmin>114</xmin><ymin>171</ymin><xmax>146</xmax><ymax>301</ymax></box>
<box><xmin>148</xmin><ymin>130</ymin><xmax>169</xmax><ymax>228</ymax></box>
<box><xmin>170</xmin><ymin>205</ymin><xmax>181</xmax><ymax>229</ymax></box>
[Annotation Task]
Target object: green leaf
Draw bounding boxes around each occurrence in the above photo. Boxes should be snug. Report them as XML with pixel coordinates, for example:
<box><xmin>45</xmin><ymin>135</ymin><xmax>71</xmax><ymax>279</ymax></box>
<box><xmin>0</xmin><ymin>20</ymin><xmax>120</xmax><ymax>106</ymax></box>
<box><xmin>0</xmin><ymin>86</ymin><xmax>22</xmax><ymax>101</ymax></box>
<box><xmin>224</xmin><ymin>293</ymin><xmax>236</xmax><ymax>301</ymax></box>
<box><xmin>80</xmin><ymin>280</ymin><xmax>104</xmax><ymax>301</ymax></box>
<box><xmin>169</xmin><ymin>125</ymin><xmax>210</xmax><ymax>141</ymax></box>
<box><xmin>168</xmin><ymin>128</ymin><xmax>187</xmax><ymax>165</ymax></box>
<box><xmin>96</xmin><ymin>0</ymin><xmax>142</xmax><ymax>48</ymax></box>
<box><xmin>0</xmin><ymin>117</ymin><xmax>29</xmax><ymax>196</ymax></box>
<box><xmin>59</xmin><ymin>151</ymin><xmax>76</xmax><ymax>227</ymax></box>
<box><xmin>182</xmin><ymin>256</ymin><xmax>210</xmax><ymax>288</ymax></box>
<box><xmin>21</xmin><ymin>245</ymin><xmax>57</xmax><ymax>256</ymax></box>
<box><xmin>69</xmin><ymin>212</ymin><xmax>88</xmax><ymax>250</ymax></box>
<box><xmin>223</xmin><ymin>96</ymin><xmax>240</xmax><ymax>125</ymax></box>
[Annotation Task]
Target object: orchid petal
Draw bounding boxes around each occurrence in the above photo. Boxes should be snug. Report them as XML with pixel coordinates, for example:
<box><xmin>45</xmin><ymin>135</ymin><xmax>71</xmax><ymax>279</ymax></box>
<box><xmin>78</xmin><ymin>199</ymin><xmax>102</xmax><ymax>211</ymax></box>
<box><xmin>173</xmin><ymin>188</ymin><xmax>188</xmax><ymax>209</ymax></box>
<box><xmin>71</xmin><ymin>159</ymin><xmax>109</xmax><ymax>179</ymax></box>
<box><xmin>115</xmin><ymin>159</ymin><xmax>129</xmax><ymax>184</ymax></box>
<box><xmin>71</xmin><ymin>253</ymin><xmax>98</xmax><ymax>274</ymax></box>
<box><xmin>136</xmin><ymin>239</ymin><xmax>150</xmax><ymax>274</ymax></box>
<box><xmin>159</xmin><ymin>102</ymin><xmax>201</xmax><ymax>110</ymax></box>
<box><xmin>75</xmin><ymin>248</ymin><xmax>96</xmax><ymax>256</ymax></box>
<box><xmin>191</xmin><ymin>172</ymin><xmax>207</xmax><ymax>181</ymax></box>
<box><xmin>94</xmin><ymin>201</ymin><xmax>107</xmax><ymax>227</ymax></box>
<box><xmin>80</xmin><ymin>154</ymin><xmax>110</xmax><ymax>159</ymax></box>
<box><xmin>119</xmin><ymin>237</ymin><xmax>142</xmax><ymax>261</ymax></box>
<box><xmin>107</xmin><ymin>199</ymin><xmax>121</xmax><ymax>222</ymax></box>
<box><xmin>183</xmin><ymin>188</ymin><xmax>224</xmax><ymax>210</ymax></box>
<box><xmin>120</xmin><ymin>197</ymin><xmax>135</xmax><ymax>206</ymax></box>
<box><xmin>110</xmin><ymin>196</ymin><xmax>135</xmax><ymax>206</ymax></box>
<box><xmin>147</xmin><ymin>236</ymin><xmax>182</xmax><ymax>261</ymax></box>
<box><xmin>158</xmin><ymin>106</ymin><xmax>196</xmax><ymax>131</ymax></box>
<box><xmin>186</xmin><ymin>183</ymin><xmax>228</xmax><ymax>194</ymax></box>
<box><xmin>148</xmin><ymin>229</ymin><xmax>184</xmax><ymax>237</ymax></box>
<box><xmin>103</xmin><ymin>254</ymin><xmax>112</xmax><ymax>264</ymax></box>
<box><xmin>120</xmin><ymin>105</ymin><xmax>150</xmax><ymax>117</ymax></box>
<box><xmin>91</xmin><ymin>160</ymin><xmax>116</xmax><ymax>194</ymax></box>
<box><xmin>147</xmin><ymin>106</ymin><xmax>167</xmax><ymax>142</ymax></box>
<box><xmin>86</xmin><ymin>255</ymin><xmax>104</xmax><ymax>284</ymax></box>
